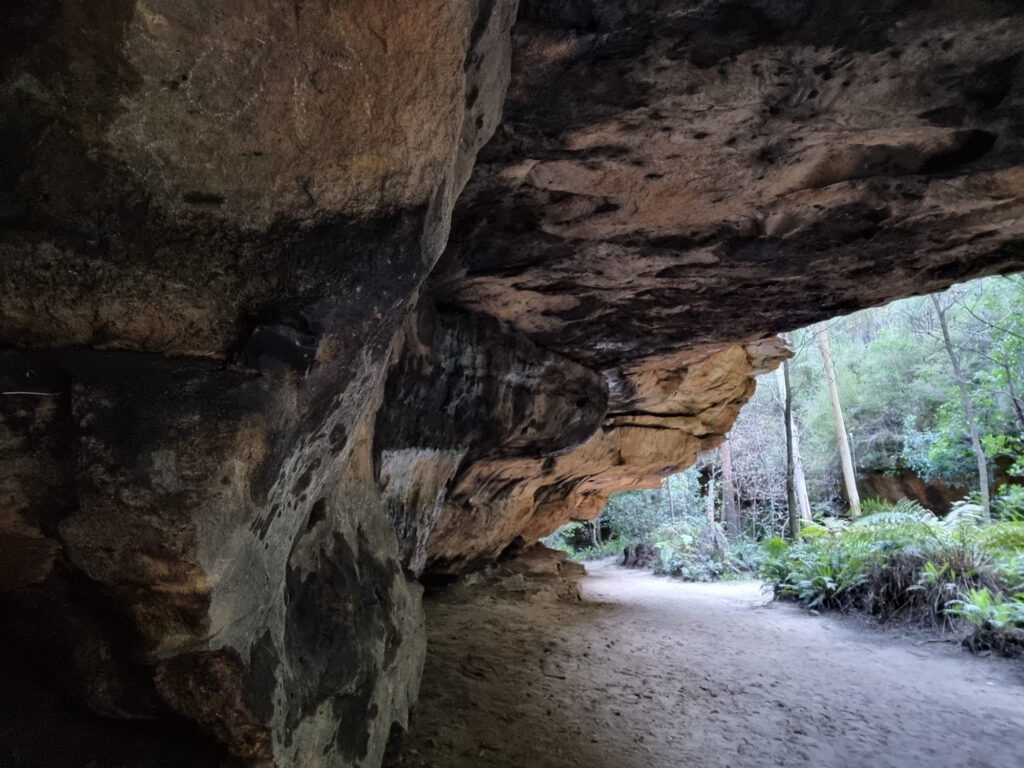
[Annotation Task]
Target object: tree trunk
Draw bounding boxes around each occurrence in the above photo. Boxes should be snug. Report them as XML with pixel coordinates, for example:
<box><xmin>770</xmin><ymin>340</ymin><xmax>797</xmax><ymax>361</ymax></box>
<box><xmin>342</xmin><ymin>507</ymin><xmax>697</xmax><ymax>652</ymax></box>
<box><xmin>817</xmin><ymin>326</ymin><xmax>861</xmax><ymax>517</ymax></box>
<box><xmin>665</xmin><ymin>477</ymin><xmax>677</xmax><ymax>519</ymax></box>
<box><xmin>779</xmin><ymin>360</ymin><xmax>800</xmax><ymax>539</ymax></box>
<box><xmin>775</xmin><ymin>355</ymin><xmax>812</xmax><ymax>524</ymax></box>
<box><xmin>720</xmin><ymin>438</ymin><xmax>740</xmax><ymax>537</ymax></box>
<box><xmin>591</xmin><ymin>512</ymin><xmax>601</xmax><ymax>548</ymax></box>
<box><xmin>930</xmin><ymin>294</ymin><xmax>991</xmax><ymax>521</ymax></box>
<box><xmin>792</xmin><ymin>426</ymin><xmax>812</xmax><ymax>522</ymax></box>
<box><xmin>706</xmin><ymin>469</ymin><xmax>715</xmax><ymax>524</ymax></box>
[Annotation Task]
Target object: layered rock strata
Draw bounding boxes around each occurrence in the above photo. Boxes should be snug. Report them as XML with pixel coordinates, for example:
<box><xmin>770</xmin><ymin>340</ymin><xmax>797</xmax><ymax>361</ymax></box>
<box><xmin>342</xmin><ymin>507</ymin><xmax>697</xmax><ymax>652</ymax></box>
<box><xmin>1</xmin><ymin>1</ymin><xmax>1023</xmax><ymax>766</ymax></box>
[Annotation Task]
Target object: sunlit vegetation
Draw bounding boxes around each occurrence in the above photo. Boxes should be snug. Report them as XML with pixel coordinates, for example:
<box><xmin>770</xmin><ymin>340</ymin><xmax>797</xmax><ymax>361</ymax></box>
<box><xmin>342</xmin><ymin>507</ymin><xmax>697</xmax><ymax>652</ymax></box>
<box><xmin>789</xmin><ymin>275</ymin><xmax>1024</xmax><ymax>512</ymax></box>
<box><xmin>544</xmin><ymin>468</ymin><xmax>767</xmax><ymax>580</ymax></box>
<box><xmin>545</xmin><ymin>274</ymin><xmax>1024</xmax><ymax>654</ymax></box>
<box><xmin>761</xmin><ymin>500</ymin><xmax>1024</xmax><ymax>647</ymax></box>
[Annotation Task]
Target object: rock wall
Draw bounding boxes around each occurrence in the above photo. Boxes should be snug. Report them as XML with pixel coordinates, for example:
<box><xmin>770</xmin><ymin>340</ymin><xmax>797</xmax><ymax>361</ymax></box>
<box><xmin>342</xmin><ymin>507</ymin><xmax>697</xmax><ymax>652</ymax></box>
<box><xmin>859</xmin><ymin>470</ymin><xmax>968</xmax><ymax>516</ymax></box>
<box><xmin>2</xmin><ymin>1</ymin><xmax>1023</xmax><ymax>766</ymax></box>
<box><xmin>859</xmin><ymin>456</ymin><xmax>1024</xmax><ymax>515</ymax></box>
<box><xmin>374</xmin><ymin>299</ymin><xmax>785</xmax><ymax>576</ymax></box>
<box><xmin>1</xmin><ymin>1</ymin><xmax>518</xmax><ymax>765</ymax></box>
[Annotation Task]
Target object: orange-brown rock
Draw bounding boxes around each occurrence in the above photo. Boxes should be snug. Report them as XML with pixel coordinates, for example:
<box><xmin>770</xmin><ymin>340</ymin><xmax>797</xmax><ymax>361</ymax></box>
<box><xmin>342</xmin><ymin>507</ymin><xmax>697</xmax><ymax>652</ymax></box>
<box><xmin>410</xmin><ymin>0</ymin><xmax>1024</xmax><ymax>573</ymax></box>
<box><xmin>422</xmin><ymin>339</ymin><xmax>787</xmax><ymax>573</ymax></box>
<box><xmin>860</xmin><ymin>470</ymin><xmax>969</xmax><ymax>515</ymax></box>
<box><xmin>1</xmin><ymin>2</ymin><xmax>1023</xmax><ymax>766</ymax></box>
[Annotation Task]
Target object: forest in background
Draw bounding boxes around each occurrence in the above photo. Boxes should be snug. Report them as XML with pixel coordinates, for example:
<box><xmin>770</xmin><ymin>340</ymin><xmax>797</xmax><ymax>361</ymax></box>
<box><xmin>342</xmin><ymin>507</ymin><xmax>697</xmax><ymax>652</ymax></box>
<box><xmin>544</xmin><ymin>274</ymin><xmax>1024</xmax><ymax>653</ymax></box>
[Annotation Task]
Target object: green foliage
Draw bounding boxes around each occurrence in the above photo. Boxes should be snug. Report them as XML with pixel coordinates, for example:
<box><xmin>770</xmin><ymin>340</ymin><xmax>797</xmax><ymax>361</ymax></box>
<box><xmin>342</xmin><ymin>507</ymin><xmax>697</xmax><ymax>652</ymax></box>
<box><xmin>653</xmin><ymin>519</ymin><xmax>720</xmax><ymax>581</ymax></box>
<box><xmin>993</xmin><ymin>485</ymin><xmax>1024</xmax><ymax>521</ymax></box>
<box><xmin>545</xmin><ymin>464</ymin><xmax>771</xmax><ymax>577</ymax></box>
<box><xmin>973</xmin><ymin>520</ymin><xmax>1024</xmax><ymax>552</ymax></box>
<box><xmin>995</xmin><ymin>554</ymin><xmax>1024</xmax><ymax>593</ymax></box>
<box><xmin>728</xmin><ymin>537</ymin><xmax>769</xmax><ymax>574</ymax></box>
<box><xmin>596</xmin><ymin>467</ymin><xmax>706</xmax><ymax>547</ymax></box>
<box><xmin>543</xmin><ymin>462</ymin><xmax>769</xmax><ymax>581</ymax></box>
<box><xmin>760</xmin><ymin>535</ymin><xmax>872</xmax><ymax>610</ymax></box>
<box><xmin>541</xmin><ymin>522</ymin><xmax>586</xmax><ymax>556</ymax></box>
<box><xmin>860</xmin><ymin>497</ymin><xmax>896</xmax><ymax>516</ymax></box>
<box><xmin>858</xmin><ymin>497</ymin><xmax>937</xmax><ymax>522</ymax></box>
<box><xmin>573</xmin><ymin>537</ymin><xmax>625</xmax><ymax>562</ymax></box>
<box><xmin>946</xmin><ymin>589</ymin><xmax>1024</xmax><ymax>631</ymax></box>
<box><xmin>787</xmin><ymin>275</ymin><xmax>1024</xmax><ymax>506</ymax></box>
<box><xmin>601</xmin><ymin>489</ymin><xmax>673</xmax><ymax>545</ymax></box>
<box><xmin>652</xmin><ymin>516</ymin><xmax>765</xmax><ymax>581</ymax></box>
<box><xmin>760</xmin><ymin>499</ymin><xmax>1007</xmax><ymax>628</ymax></box>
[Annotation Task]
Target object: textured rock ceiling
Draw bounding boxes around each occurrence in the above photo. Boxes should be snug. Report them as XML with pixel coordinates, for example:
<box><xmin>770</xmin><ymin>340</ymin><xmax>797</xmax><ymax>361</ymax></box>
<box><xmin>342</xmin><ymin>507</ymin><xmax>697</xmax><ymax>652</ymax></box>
<box><xmin>439</xmin><ymin>0</ymin><xmax>1024</xmax><ymax>368</ymax></box>
<box><xmin>1</xmin><ymin>1</ymin><xmax>1023</xmax><ymax>766</ymax></box>
<box><xmin>413</xmin><ymin>0</ymin><xmax>1024</xmax><ymax>572</ymax></box>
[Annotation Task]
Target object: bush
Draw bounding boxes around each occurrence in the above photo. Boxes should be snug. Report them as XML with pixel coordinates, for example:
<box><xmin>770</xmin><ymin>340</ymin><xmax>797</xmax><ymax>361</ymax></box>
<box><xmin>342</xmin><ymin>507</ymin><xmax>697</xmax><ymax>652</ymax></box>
<box><xmin>573</xmin><ymin>536</ymin><xmax>624</xmax><ymax>562</ymax></box>
<box><xmin>946</xmin><ymin>588</ymin><xmax>1024</xmax><ymax>656</ymax></box>
<box><xmin>541</xmin><ymin>522</ymin><xmax>586</xmax><ymax>556</ymax></box>
<box><xmin>993</xmin><ymin>485</ymin><xmax>1024</xmax><ymax>521</ymax></box>
<box><xmin>543</xmin><ymin>467</ymin><xmax>765</xmax><ymax>580</ymax></box>
<box><xmin>995</xmin><ymin>554</ymin><xmax>1024</xmax><ymax>593</ymax></box>
<box><xmin>759</xmin><ymin>499</ymin><xmax>1010</xmax><ymax>630</ymax></box>
<box><xmin>653</xmin><ymin>517</ymin><xmax>762</xmax><ymax>581</ymax></box>
<box><xmin>946</xmin><ymin>588</ymin><xmax>1024</xmax><ymax>631</ymax></box>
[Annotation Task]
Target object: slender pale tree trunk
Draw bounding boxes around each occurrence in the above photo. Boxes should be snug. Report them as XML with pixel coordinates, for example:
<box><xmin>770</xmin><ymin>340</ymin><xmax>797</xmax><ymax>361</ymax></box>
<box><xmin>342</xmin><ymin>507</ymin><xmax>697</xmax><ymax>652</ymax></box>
<box><xmin>706</xmin><ymin>469</ymin><xmax>715</xmax><ymax>523</ymax></box>
<box><xmin>720</xmin><ymin>437</ymin><xmax>740</xmax><ymax>537</ymax></box>
<box><xmin>775</xmin><ymin>355</ymin><xmax>812</xmax><ymax>524</ymax></box>
<box><xmin>792</xmin><ymin>427</ymin><xmax>812</xmax><ymax>521</ymax></box>
<box><xmin>665</xmin><ymin>477</ymin><xmax>677</xmax><ymax>519</ymax></box>
<box><xmin>930</xmin><ymin>294</ymin><xmax>991</xmax><ymax>520</ymax></box>
<box><xmin>778</xmin><ymin>360</ymin><xmax>800</xmax><ymax>539</ymax></box>
<box><xmin>817</xmin><ymin>326</ymin><xmax>861</xmax><ymax>517</ymax></box>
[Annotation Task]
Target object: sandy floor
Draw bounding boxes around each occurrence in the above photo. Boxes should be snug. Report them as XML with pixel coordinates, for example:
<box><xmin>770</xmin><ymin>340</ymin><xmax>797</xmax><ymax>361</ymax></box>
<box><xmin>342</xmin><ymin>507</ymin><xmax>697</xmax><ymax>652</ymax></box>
<box><xmin>393</xmin><ymin>560</ymin><xmax>1024</xmax><ymax>768</ymax></box>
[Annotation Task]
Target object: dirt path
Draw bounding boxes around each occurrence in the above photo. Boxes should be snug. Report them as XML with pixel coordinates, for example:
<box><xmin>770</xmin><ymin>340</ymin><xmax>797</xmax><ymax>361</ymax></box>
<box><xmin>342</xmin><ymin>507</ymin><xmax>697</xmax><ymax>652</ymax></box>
<box><xmin>393</xmin><ymin>560</ymin><xmax>1024</xmax><ymax>768</ymax></box>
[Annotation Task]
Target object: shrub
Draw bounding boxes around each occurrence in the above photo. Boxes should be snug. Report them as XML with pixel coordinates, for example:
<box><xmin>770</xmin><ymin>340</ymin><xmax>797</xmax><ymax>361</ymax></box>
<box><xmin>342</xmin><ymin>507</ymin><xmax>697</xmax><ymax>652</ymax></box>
<box><xmin>975</xmin><ymin>521</ymin><xmax>1024</xmax><ymax>553</ymax></box>
<box><xmin>760</xmin><ymin>499</ymin><xmax>1007</xmax><ymax>629</ymax></box>
<box><xmin>946</xmin><ymin>588</ymin><xmax>1024</xmax><ymax>631</ymax></box>
<box><xmin>651</xmin><ymin>517</ymin><xmax>762</xmax><ymax>581</ymax></box>
<box><xmin>946</xmin><ymin>589</ymin><xmax>1024</xmax><ymax>656</ymax></box>
<box><xmin>995</xmin><ymin>554</ymin><xmax>1024</xmax><ymax>593</ymax></box>
<box><xmin>541</xmin><ymin>522</ymin><xmax>586</xmax><ymax>556</ymax></box>
<box><xmin>573</xmin><ymin>536</ymin><xmax>624</xmax><ymax>561</ymax></box>
<box><xmin>993</xmin><ymin>485</ymin><xmax>1024</xmax><ymax>521</ymax></box>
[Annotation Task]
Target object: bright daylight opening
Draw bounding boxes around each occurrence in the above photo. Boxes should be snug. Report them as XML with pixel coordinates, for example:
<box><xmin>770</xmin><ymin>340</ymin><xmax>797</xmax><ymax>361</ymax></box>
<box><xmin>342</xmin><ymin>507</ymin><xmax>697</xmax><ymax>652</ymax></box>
<box><xmin>398</xmin><ymin>274</ymin><xmax>1024</xmax><ymax>768</ymax></box>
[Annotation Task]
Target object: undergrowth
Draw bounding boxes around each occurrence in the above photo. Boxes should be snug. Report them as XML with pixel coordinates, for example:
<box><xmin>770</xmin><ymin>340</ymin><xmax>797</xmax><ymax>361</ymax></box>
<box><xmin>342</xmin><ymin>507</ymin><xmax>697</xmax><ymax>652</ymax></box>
<box><xmin>760</xmin><ymin>499</ymin><xmax>1024</xmax><ymax>655</ymax></box>
<box><xmin>653</xmin><ymin>517</ymin><xmax>765</xmax><ymax>581</ymax></box>
<box><xmin>573</xmin><ymin>537</ymin><xmax>625</xmax><ymax>561</ymax></box>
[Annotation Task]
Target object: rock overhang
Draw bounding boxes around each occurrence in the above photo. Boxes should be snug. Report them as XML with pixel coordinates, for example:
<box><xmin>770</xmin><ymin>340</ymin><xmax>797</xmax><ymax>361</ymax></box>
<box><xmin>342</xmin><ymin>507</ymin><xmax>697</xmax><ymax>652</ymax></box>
<box><xmin>1</xmin><ymin>1</ymin><xmax>1023</xmax><ymax>766</ymax></box>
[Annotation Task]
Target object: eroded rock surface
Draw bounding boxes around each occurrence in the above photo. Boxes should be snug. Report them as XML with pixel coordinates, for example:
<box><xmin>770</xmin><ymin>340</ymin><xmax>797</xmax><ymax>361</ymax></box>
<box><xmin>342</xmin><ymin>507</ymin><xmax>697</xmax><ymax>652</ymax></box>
<box><xmin>1</xmin><ymin>1</ymin><xmax>1023</xmax><ymax>766</ymax></box>
<box><xmin>439</xmin><ymin>0</ymin><xmax>1024</xmax><ymax>368</ymax></box>
<box><xmin>2</xmin><ymin>1</ymin><xmax>514</xmax><ymax>765</ymax></box>
<box><xmin>410</xmin><ymin>0</ymin><xmax>1024</xmax><ymax>570</ymax></box>
<box><xmin>422</xmin><ymin>338</ymin><xmax>785</xmax><ymax>574</ymax></box>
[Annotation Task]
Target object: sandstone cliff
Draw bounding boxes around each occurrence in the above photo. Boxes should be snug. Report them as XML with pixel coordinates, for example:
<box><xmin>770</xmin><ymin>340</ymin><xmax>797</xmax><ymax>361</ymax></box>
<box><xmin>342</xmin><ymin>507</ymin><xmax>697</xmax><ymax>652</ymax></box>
<box><xmin>2</xmin><ymin>1</ymin><xmax>1023</xmax><ymax>766</ymax></box>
